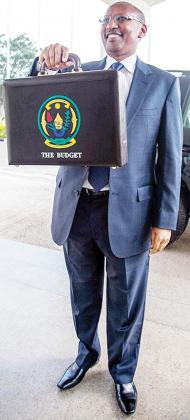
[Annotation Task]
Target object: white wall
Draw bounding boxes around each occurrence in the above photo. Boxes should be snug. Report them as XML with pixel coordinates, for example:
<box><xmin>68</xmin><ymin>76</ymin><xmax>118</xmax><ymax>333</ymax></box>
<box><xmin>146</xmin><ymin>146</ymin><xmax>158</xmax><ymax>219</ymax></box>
<box><xmin>150</xmin><ymin>0</ymin><xmax>190</xmax><ymax>70</ymax></box>
<box><xmin>3</xmin><ymin>0</ymin><xmax>189</xmax><ymax>69</ymax></box>
<box><xmin>1</xmin><ymin>0</ymin><xmax>106</xmax><ymax>63</ymax></box>
<box><xmin>1</xmin><ymin>0</ymin><xmax>150</xmax><ymax>63</ymax></box>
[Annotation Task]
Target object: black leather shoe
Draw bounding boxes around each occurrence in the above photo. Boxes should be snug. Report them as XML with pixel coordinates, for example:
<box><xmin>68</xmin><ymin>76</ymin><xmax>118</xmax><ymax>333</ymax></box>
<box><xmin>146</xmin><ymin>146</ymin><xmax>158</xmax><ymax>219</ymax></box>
<box><xmin>57</xmin><ymin>359</ymin><xmax>98</xmax><ymax>390</ymax></box>
<box><xmin>115</xmin><ymin>383</ymin><xmax>137</xmax><ymax>415</ymax></box>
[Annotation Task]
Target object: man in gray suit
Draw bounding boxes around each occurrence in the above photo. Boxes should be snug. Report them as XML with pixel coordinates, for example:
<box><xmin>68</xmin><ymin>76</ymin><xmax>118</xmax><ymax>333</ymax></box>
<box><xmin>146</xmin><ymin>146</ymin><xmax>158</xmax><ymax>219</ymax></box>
<box><xmin>36</xmin><ymin>1</ymin><xmax>182</xmax><ymax>415</ymax></box>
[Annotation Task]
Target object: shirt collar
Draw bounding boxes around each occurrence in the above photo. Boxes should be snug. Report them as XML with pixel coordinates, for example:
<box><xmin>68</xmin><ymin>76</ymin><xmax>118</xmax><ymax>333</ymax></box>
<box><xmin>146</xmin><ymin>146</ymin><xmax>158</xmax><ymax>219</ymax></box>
<box><xmin>104</xmin><ymin>54</ymin><xmax>137</xmax><ymax>74</ymax></box>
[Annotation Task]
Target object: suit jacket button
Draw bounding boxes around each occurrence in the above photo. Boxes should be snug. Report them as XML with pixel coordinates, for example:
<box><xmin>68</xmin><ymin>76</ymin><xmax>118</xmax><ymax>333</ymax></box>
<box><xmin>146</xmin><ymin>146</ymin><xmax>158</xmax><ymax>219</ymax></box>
<box><xmin>74</xmin><ymin>190</ymin><xmax>80</xmax><ymax>196</ymax></box>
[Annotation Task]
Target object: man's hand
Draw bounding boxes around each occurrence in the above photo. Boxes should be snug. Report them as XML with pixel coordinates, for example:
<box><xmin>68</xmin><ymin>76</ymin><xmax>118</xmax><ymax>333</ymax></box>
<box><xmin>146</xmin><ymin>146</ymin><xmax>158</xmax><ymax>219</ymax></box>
<box><xmin>39</xmin><ymin>43</ymin><xmax>73</xmax><ymax>71</ymax></box>
<box><xmin>150</xmin><ymin>227</ymin><xmax>171</xmax><ymax>254</ymax></box>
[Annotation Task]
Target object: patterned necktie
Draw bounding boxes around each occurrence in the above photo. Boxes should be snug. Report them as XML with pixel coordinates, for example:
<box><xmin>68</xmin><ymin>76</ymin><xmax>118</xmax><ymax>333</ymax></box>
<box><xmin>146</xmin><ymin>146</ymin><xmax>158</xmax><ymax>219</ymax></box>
<box><xmin>88</xmin><ymin>62</ymin><xmax>124</xmax><ymax>192</ymax></box>
<box><xmin>110</xmin><ymin>62</ymin><xmax>124</xmax><ymax>71</ymax></box>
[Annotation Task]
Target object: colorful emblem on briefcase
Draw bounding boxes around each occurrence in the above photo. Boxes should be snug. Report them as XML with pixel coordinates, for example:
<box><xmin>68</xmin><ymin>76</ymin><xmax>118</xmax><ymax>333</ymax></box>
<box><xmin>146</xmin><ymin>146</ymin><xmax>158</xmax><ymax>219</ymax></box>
<box><xmin>37</xmin><ymin>95</ymin><xmax>81</xmax><ymax>148</ymax></box>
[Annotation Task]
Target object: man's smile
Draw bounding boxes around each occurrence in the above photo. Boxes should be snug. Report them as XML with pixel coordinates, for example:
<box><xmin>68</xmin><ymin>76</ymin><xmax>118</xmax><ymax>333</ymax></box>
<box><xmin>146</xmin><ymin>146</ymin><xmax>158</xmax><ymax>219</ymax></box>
<box><xmin>106</xmin><ymin>32</ymin><xmax>123</xmax><ymax>39</ymax></box>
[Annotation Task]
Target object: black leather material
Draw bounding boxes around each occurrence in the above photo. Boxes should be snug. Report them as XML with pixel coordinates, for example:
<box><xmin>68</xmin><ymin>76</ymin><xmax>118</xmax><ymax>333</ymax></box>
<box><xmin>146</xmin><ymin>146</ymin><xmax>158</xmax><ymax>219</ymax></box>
<box><xmin>57</xmin><ymin>359</ymin><xmax>98</xmax><ymax>390</ymax></box>
<box><xmin>115</xmin><ymin>383</ymin><xmax>137</xmax><ymax>415</ymax></box>
<box><xmin>4</xmin><ymin>70</ymin><xmax>127</xmax><ymax>166</ymax></box>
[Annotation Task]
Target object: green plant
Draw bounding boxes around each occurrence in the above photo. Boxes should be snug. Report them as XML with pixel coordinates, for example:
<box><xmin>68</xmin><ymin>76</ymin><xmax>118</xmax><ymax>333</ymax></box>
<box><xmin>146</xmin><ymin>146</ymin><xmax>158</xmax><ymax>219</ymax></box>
<box><xmin>0</xmin><ymin>122</ymin><xmax>6</xmax><ymax>138</ymax></box>
<box><xmin>0</xmin><ymin>33</ymin><xmax>37</xmax><ymax>80</ymax></box>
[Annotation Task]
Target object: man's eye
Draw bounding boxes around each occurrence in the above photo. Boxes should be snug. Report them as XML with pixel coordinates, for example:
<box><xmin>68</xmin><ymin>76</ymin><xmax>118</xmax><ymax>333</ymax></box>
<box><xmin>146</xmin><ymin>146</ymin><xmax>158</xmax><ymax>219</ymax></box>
<box><xmin>116</xmin><ymin>16</ymin><xmax>128</xmax><ymax>23</ymax></box>
<box><xmin>103</xmin><ymin>17</ymin><xmax>110</xmax><ymax>24</ymax></box>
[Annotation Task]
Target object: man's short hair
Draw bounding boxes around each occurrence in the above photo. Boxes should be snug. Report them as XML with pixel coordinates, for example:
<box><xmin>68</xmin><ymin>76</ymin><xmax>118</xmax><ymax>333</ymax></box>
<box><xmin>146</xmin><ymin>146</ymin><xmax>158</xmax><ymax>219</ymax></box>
<box><xmin>111</xmin><ymin>1</ymin><xmax>146</xmax><ymax>24</ymax></box>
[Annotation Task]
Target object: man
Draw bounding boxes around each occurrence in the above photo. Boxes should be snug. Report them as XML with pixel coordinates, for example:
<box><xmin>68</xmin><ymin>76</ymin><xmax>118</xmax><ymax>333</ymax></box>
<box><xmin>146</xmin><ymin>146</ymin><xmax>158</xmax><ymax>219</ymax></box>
<box><xmin>31</xmin><ymin>1</ymin><xmax>182</xmax><ymax>415</ymax></box>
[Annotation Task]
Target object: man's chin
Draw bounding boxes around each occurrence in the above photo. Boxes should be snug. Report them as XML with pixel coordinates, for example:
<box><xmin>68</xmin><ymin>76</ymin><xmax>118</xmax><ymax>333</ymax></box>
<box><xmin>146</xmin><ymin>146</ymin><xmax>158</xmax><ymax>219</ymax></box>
<box><xmin>106</xmin><ymin>46</ymin><xmax>124</xmax><ymax>56</ymax></box>
<box><xmin>106</xmin><ymin>38</ymin><xmax>123</xmax><ymax>47</ymax></box>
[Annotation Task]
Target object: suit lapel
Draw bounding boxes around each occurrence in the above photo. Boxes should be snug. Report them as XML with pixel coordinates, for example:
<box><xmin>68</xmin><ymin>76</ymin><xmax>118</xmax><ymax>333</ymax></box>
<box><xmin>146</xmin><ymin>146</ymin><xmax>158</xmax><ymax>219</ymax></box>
<box><xmin>82</xmin><ymin>57</ymin><xmax>154</xmax><ymax>129</ymax></box>
<box><xmin>126</xmin><ymin>58</ymin><xmax>153</xmax><ymax>128</ymax></box>
<box><xmin>82</xmin><ymin>57</ymin><xmax>106</xmax><ymax>71</ymax></box>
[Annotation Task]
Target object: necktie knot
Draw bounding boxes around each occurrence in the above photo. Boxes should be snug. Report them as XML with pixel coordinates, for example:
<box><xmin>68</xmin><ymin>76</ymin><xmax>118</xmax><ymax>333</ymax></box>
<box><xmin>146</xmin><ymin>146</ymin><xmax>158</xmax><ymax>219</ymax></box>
<box><xmin>110</xmin><ymin>62</ymin><xmax>124</xmax><ymax>71</ymax></box>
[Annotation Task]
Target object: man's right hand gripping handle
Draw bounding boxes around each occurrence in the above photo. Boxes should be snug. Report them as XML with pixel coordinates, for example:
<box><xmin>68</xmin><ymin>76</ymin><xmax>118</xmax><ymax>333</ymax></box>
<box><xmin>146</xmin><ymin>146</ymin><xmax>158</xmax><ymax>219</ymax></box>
<box><xmin>39</xmin><ymin>43</ymin><xmax>73</xmax><ymax>71</ymax></box>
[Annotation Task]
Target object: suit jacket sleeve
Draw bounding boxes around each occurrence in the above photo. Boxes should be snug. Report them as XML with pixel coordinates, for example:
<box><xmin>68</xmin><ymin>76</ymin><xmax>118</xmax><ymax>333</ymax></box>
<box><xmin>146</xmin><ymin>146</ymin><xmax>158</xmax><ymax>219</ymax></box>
<box><xmin>153</xmin><ymin>77</ymin><xmax>183</xmax><ymax>230</ymax></box>
<box><xmin>28</xmin><ymin>57</ymin><xmax>40</xmax><ymax>76</ymax></box>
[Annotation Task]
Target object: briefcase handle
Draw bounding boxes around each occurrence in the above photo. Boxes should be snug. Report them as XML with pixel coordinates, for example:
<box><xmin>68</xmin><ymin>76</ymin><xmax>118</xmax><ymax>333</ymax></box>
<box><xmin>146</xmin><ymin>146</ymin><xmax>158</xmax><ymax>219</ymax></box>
<box><xmin>68</xmin><ymin>53</ymin><xmax>82</xmax><ymax>72</ymax></box>
<box><xmin>39</xmin><ymin>53</ymin><xmax>82</xmax><ymax>75</ymax></box>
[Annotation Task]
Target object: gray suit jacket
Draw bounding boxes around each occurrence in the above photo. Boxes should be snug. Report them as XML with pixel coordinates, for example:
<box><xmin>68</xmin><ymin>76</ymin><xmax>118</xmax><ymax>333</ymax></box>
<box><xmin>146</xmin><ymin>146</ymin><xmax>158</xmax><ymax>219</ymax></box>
<box><xmin>51</xmin><ymin>57</ymin><xmax>183</xmax><ymax>257</ymax></box>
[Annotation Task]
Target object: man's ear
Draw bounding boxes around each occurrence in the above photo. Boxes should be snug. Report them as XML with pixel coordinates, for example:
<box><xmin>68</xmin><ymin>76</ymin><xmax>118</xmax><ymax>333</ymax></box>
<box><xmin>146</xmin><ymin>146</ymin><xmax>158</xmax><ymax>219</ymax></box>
<box><xmin>138</xmin><ymin>24</ymin><xmax>147</xmax><ymax>39</ymax></box>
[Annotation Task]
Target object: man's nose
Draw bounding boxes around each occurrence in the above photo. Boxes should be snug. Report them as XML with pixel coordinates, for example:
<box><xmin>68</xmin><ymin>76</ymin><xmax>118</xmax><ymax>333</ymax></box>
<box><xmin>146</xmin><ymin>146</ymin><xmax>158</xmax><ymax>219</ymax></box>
<box><xmin>106</xmin><ymin>17</ymin><xmax>119</xmax><ymax>29</ymax></box>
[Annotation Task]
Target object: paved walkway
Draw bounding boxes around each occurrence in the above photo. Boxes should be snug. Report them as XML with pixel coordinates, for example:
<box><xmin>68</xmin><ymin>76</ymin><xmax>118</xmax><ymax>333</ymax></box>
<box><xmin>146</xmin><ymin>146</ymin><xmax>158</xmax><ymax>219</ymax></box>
<box><xmin>0</xmin><ymin>237</ymin><xmax>190</xmax><ymax>420</ymax></box>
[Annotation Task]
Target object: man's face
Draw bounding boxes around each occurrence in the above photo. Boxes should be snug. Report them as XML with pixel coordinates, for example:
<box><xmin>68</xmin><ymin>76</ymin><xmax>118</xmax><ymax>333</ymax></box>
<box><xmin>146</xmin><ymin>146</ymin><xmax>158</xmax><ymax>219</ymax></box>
<box><xmin>101</xmin><ymin>3</ymin><xmax>146</xmax><ymax>60</ymax></box>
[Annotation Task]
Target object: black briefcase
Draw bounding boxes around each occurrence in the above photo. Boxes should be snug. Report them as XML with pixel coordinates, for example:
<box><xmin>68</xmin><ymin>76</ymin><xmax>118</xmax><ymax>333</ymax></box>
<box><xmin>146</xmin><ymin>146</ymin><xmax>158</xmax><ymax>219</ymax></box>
<box><xmin>3</xmin><ymin>69</ymin><xmax>127</xmax><ymax>166</ymax></box>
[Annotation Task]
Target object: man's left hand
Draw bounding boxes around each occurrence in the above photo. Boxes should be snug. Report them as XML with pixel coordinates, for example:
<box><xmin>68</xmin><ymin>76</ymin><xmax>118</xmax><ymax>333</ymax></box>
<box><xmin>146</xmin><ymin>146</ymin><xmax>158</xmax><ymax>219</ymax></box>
<box><xmin>150</xmin><ymin>227</ymin><xmax>171</xmax><ymax>254</ymax></box>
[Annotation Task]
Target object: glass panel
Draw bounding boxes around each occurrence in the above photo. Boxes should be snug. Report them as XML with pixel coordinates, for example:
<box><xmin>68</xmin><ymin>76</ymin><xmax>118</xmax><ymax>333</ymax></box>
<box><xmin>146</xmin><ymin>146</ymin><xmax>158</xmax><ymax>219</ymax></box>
<box><xmin>184</xmin><ymin>99</ymin><xmax>190</xmax><ymax>128</ymax></box>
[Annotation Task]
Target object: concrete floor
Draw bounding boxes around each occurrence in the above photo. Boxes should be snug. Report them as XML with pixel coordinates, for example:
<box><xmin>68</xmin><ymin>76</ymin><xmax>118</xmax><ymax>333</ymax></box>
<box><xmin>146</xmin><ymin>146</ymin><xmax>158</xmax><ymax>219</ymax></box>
<box><xmin>0</xmin><ymin>139</ymin><xmax>190</xmax><ymax>419</ymax></box>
